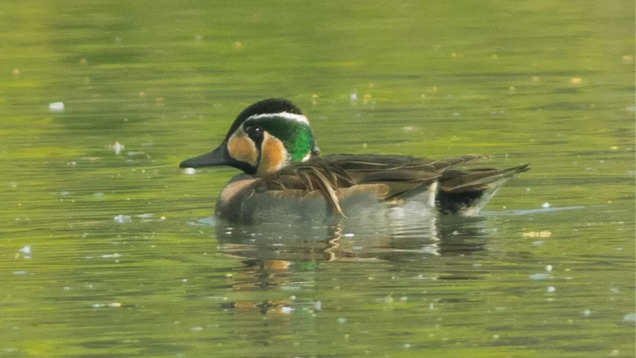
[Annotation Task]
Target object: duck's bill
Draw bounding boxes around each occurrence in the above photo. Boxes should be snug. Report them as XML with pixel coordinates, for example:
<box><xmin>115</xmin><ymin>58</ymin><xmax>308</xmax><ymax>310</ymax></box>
<box><xmin>179</xmin><ymin>145</ymin><xmax>229</xmax><ymax>168</ymax></box>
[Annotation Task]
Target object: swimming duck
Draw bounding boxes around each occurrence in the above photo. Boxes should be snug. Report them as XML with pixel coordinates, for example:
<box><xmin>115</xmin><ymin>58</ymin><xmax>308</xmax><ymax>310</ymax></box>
<box><xmin>180</xmin><ymin>98</ymin><xmax>528</xmax><ymax>223</ymax></box>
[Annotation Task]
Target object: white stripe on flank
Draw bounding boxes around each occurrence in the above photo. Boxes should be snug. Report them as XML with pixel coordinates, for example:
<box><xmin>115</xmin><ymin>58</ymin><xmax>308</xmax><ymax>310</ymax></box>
<box><xmin>245</xmin><ymin>111</ymin><xmax>309</xmax><ymax>124</ymax></box>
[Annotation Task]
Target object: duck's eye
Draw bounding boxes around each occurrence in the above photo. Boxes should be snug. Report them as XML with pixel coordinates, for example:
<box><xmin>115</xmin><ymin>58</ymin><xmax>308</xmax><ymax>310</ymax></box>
<box><xmin>245</xmin><ymin>126</ymin><xmax>263</xmax><ymax>141</ymax></box>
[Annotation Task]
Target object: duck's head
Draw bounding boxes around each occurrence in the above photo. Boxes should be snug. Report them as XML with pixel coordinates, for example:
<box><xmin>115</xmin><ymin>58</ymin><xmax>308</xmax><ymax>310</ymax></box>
<box><xmin>179</xmin><ymin>98</ymin><xmax>319</xmax><ymax>176</ymax></box>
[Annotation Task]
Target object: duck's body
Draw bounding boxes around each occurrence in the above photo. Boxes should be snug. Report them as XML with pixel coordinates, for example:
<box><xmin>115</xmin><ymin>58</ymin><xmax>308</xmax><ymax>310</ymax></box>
<box><xmin>180</xmin><ymin>99</ymin><xmax>528</xmax><ymax>223</ymax></box>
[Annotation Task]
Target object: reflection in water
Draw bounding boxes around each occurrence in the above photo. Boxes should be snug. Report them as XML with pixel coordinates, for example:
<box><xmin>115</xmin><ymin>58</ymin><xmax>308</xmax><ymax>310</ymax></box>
<box><xmin>215</xmin><ymin>212</ymin><xmax>489</xmax><ymax>262</ymax></box>
<box><xmin>209</xmin><ymin>212</ymin><xmax>491</xmax><ymax>316</ymax></box>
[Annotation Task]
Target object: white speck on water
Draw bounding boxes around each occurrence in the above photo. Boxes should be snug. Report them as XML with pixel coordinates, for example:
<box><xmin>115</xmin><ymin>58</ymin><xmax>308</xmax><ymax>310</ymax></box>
<box><xmin>13</xmin><ymin>271</ymin><xmax>27</xmax><ymax>275</ymax></box>
<box><xmin>19</xmin><ymin>245</ymin><xmax>31</xmax><ymax>258</ymax></box>
<box><xmin>113</xmin><ymin>214</ymin><xmax>132</xmax><ymax>224</ymax></box>
<box><xmin>343</xmin><ymin>233</ymin><xmax>354</xmax><ymax>238</ymax></box>
<box><xmin>337</xmin><ymin>317</ymin><xmax>346</xmax><ymax>324</ymax></box>
<box><xmin>190</xmin><ymin>326</ymin><xmax>203</xmax><ymax>332</ymax></box>
<box><xmin>492</xmin><ymin>334</ymin><xmax>500</xmax><ymax>340</ymax></box>
<box><xmin>137</xmin><ymin>213</ymin><xmax>154</xmax><ymax>219</ymax></box>
<box><xmin>184</xmin><ymin>167</ymin><xmax>196</xmax><ymax>175</ymax></box>
<box><xmin>421</xmin><ymin>246</ymin><xmax>440</xmax><ymax>255</ymax></box>
<box><xmin>546</xmin><ymin>286</ymin><xmax>556</xmax><ymax>293</ymax></box>
<box><xmin>609</xmin><ymin>349</ymin><xmax>620</xmax><ymax>357</ymax></box>
<box><xmin>281</xmin><ymin>306</ymin><xmax>294</xmax><ymax>314</ymax></box>
<box><xmin>111</xmin><ymin>141</ymin><xmax>124</xmax><ymax>154</ymax></box>
<box><xmin>48</xmin><ymin>101</ymin><xmax>64</xmax><ymax>112</ymax></box>
<box><xmin>545</xmin><ymin>265</ymin><xmax>553</xmax><ymax>272</ymax></box>
<box><xmin>92</xmin><ymin>303</ymin><xmax>105</xmax><ymax>308</ymax></box>
<box><xmin>108</xmin><ymin>302</ymin><xmax>122</xmax><ymax>308</ymax></box>
<box><xmin>626</xmin><ymin>106</ymin><xmax>636</xmax><ymax>112</ymax></box>
<box><xmin>532</xmin><ymin>240</ymin><xmax>544</xmax><ymax>246</ymax></box>
<box><xmin>402</xmin><ymin>343</ymin><xmax>412</xmax><ymax>349</ymax></box>
<box><xmin>400</xmin><ymin>296</ymin><xmax>408</xmax><ymax>302</ymax></box>
<box><xmin>582</xmin><ymin>309</ymin><xmax>592</xmax><ymax>317</ymax></box>
<box><xmin>350</xmin><ymin>92</ymin><xmax>358</xmax><ymax>102</ymax></box>
<box><xmin>63</xmin><ymin>286</ymin><xmax>71</xmax><ymax>291</ymax></box>
<box><xmin>623</xmin><ymin>313</ymin><xmax>636</xmax><ymax>323</ymax></box>
<box><xmin>289</xmin><ymin>295</ymin><xmax>296</xmax><ymax>301</ymax></box>
<box><xmin>313</xmin><ymin>301</ymin><xmax>322</xmax><ymax>311</ymax></box>
<box><xmin>530</xmin><ymin>273</ymin><xmax>550</xmax><ymax>280</ymax></box>
<box><xmin>127</xmin><ymin>151</ymin><xmax>146</xmax><ymax>157</ymax></box>
<box><xmin>182</xmin><ymin>278</ymin><xmax>188</xmax><ymax>283</ymax></box>
<box><xmin>541</xmin><ymin>202</ymin><xmax>551</xmax><ymax>208</ymax></box>
<box><xmin>101</xmin><ymin>253</ymin><xmax>121</xmax><ymax>258</ymax></box>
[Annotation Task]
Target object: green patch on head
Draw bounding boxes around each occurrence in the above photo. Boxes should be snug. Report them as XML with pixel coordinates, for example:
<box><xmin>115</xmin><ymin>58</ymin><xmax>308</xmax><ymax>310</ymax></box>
<box><xmin>247</xmin><ymin>115</ymin><xmax>316</xmax><ymax>161</ymax></box>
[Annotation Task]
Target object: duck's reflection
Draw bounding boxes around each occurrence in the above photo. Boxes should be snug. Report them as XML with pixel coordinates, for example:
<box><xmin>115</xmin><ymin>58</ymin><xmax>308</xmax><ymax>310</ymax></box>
<box><xmin>216</xmin><ymin>212</ymin><xmax>489</xmax><ymax>263</ymax></box>
<box><xmin>212</xmin><ymin>213</ymin><xmax>491</xmax><ymax>315</ymax></box>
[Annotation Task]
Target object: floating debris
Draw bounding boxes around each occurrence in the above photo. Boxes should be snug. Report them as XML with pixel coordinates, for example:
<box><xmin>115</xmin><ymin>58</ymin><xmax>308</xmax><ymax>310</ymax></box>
<box><xmin>569</xmin><ymin>77</ymin><xmax>582</xmax><ymax>84</ymax></box>
<box><xmin>48</xmin><ymin>102</ymin><xmax>65</xmax><ymax>112</ymax></box>
<box><xmin>92</xmin><ymin>302</ymin><xmax>122</xmax><ymax>309</ymax></box>
<box><xmin>545</xmin><ymin>265</ymin><xmax>553</xmax><ymax>272</ymax></box>
<box><xmin>337</xmin><ymin>317</ymin><xmax>346</xmax><ymax>324</ymax></box>
<box><xmin>18</xmin><ymin>245</ymin><xmax>31</xmax><ymax>259</ymax></box>
<box><xmin>183</xmin><ymin>167</ymin><xmax>196</xmax><ymax>175</ymax></box>
<box><xmin>350</xmin><ymin>92</ymin><xmax>358</xmax><ymax>102</ymax></box>
<box><xmin>541</xmin><ymin>202</ymin><xmax>551</xmax><ymax>208</ymax></box>
<box><xmin>546</xmin><ymin>286</ymin><xmax>556</xmax><ymax>293</ymax></box>
<box><xmin>523</xmin><ymin>231</ymin><xmax>552</xmax><ymax>238</ymax></box>
<box><xmin>101</xmin><ymin>253</ymin><xmax>121</xmax><ymax>258</ymax></box>
<box><xmin>280</xmin><ymin>306</ymin><xmax>294</xmax><ymax>314</ymax></box>
<box><xmin>623</xmin><ymin>313</ymin><xmax>636</xmax><ymax>324</ymax></box>
<box><xmin>529</xmin><ymin>273</ymin><xmax>550</xmax><ymax>280</ymax></box>
<box><xmin>110</xmin><ymin>141</ymin><xmax>124</xmax><ymax>155</ymax></box>
<box><xmin>582</xmin><ymin>309</ymin><xmax>592</xmax><ymax>317</ymax></box>
<box><xmin>113</xmin><ymin>214</ymin><xmax>132</xmax><ymax>224</ymax></box>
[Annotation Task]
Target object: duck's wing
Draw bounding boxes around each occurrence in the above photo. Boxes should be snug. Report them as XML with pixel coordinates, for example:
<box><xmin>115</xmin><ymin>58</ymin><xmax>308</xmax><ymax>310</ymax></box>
<box><xmin>439</xmin><ymin>164</ymin><xmax>530</xmax><ymax>192</ymax></box>
<box><xmin>437</xmin><ymin>164</ymin><xmax>530</xmax><ymax>214</ymax></box>
<box><xmin>265</xmin><ymin>154</ymin><xmax>482</xmax><ymax>215</ymax></box>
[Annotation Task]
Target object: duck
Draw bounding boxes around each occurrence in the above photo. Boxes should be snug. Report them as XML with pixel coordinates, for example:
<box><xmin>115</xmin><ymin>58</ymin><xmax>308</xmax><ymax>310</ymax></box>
<box><xmin>180</xmin><ymin>98</ymin><xmax>529</xmax><ymax>223</ymax></box>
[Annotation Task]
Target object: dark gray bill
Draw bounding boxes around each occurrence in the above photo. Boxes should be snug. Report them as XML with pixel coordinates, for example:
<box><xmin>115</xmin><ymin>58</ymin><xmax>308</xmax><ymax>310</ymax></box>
<box><xmin>179</xmin><ymin>145</ymin><xmax>229</xmax><ymax>168</ymax></box>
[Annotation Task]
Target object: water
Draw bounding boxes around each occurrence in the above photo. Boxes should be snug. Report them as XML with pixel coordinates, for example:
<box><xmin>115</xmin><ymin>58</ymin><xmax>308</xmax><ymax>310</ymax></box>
<box><xmin>1</xmin><ymin>0</ymin><xmax>634</xmax><ymax>357</ymax></box>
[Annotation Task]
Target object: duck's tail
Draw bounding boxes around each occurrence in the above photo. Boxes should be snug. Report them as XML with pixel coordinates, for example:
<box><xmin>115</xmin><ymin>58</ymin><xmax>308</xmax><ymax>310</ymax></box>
<box><xmin>436</xmin><ymin>164</ymin><xmax>529</xmax><ymax>215</ymax></box>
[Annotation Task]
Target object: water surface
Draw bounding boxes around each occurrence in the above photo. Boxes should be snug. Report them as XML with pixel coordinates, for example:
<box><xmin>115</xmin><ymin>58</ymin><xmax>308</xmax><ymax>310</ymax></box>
<box><xmin>1</xmin><ymin>1</ymin><xmax>634</xmax><ymax>357</ymax></box>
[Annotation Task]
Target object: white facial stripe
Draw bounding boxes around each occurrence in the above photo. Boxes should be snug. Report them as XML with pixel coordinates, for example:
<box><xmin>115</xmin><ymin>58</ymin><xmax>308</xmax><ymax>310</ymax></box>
<box><xmin>245</xmin><ymin>111</ymin><xmax>309</xmax><ymax>125</ymax></box>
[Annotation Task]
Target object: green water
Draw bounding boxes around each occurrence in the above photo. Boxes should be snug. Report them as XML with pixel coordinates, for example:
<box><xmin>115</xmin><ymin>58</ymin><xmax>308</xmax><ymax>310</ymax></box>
<box><xmin>1</xmin><ymin>0</ymin><xmax>634</xmax><ymax>357</ymax></box>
